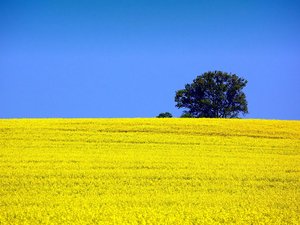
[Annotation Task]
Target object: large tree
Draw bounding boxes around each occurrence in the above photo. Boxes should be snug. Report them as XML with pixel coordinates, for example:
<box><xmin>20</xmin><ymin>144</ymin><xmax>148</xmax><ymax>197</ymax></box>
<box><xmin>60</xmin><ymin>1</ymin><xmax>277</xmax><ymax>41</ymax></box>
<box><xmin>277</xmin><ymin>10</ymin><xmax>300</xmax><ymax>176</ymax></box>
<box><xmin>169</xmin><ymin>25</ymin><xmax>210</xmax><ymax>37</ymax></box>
<box><xmin>175</xmin><ymin>71</ymin><xmax>248</xmax><ymax>118</ymax></box>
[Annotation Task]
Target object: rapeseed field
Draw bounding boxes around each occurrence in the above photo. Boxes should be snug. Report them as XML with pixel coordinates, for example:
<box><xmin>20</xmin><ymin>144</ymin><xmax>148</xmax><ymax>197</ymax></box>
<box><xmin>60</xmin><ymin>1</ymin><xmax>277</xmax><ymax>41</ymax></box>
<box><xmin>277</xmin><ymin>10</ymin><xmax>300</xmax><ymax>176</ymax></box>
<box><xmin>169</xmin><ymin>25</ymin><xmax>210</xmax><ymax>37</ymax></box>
<box><xmin>0</xmin><ymin>118</ymin><xmax>299</xmax><ymax>224</ymax></box>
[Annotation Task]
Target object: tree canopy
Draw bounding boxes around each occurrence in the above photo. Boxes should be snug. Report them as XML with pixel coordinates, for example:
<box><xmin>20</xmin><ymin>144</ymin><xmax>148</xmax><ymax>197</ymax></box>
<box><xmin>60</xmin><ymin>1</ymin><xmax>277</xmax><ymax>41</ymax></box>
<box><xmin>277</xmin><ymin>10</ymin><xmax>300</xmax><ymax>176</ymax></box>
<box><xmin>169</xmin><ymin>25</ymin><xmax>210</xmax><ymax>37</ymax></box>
<box><xmin>157</xmin><ymin>112</ymin><xmax>173</xmax><ymax>118</ymax></box>
<box><xmin>175</xmin><ymin>71</ymin><xmax>248</xmax><ymax>118</ymax></box>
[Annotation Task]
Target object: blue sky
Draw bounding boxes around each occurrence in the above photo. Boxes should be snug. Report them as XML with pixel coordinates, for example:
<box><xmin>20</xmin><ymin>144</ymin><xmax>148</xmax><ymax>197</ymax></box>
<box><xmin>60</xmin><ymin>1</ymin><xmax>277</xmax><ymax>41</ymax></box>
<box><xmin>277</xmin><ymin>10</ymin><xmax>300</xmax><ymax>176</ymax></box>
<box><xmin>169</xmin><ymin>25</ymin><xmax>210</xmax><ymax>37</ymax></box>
<box><xmin>1</xmin><ymin>0</ymin><xmax>300</xmax><ymax>119</ymax></box>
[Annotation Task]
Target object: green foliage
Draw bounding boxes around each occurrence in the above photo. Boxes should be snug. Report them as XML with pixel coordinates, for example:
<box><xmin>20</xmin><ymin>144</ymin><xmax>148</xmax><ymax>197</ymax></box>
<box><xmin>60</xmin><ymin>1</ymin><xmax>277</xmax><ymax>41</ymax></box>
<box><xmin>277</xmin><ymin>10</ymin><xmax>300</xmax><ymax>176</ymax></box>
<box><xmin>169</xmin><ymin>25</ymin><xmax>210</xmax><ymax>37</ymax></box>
<box><xmin>180</xmin><ymin>112</ymin><xmax>194</xmax><ymax>118</ymax></box>
<box><xmin>175</xmin><ymin>71</ymin><xmax>248</xmax><ymax>118</ymax></box>
<box><xmin>157</xmin><ymin>112</ymin><xmax>173</xmax><ymax>118</ymax></box>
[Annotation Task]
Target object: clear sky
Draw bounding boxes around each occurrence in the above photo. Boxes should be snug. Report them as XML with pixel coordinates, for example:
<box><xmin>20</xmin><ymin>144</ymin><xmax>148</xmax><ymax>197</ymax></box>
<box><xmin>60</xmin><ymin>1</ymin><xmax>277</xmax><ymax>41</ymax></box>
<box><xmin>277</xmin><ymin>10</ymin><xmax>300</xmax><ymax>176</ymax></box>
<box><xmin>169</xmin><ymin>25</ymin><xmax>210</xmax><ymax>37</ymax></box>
<box><xmin>1</xmin><ymin>0</ymin><xmax>299</xmax><ymax>119</ymax></box>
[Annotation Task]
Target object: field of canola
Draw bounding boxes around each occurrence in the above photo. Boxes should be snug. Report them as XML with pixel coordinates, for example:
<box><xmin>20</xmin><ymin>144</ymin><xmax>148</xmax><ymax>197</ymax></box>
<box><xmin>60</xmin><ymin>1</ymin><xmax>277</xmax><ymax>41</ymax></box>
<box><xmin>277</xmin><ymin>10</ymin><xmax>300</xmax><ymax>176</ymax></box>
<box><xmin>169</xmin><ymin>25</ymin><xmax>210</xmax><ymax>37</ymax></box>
<box><xmin>0</xmin><ymin>118</ymin><xmax>299</xmax><ymax>224</ymax></box>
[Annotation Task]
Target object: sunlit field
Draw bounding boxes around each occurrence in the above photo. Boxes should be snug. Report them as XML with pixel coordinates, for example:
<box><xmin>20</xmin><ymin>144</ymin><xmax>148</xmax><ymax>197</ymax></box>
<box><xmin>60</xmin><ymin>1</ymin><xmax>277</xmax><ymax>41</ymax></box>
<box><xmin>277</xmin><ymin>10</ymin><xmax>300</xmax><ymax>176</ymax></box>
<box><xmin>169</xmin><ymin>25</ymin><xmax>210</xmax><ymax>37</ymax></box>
<box><xmin>0</xmin><ymin>119</ymin><xmax>299</xmax><ymax>224</ymax></box>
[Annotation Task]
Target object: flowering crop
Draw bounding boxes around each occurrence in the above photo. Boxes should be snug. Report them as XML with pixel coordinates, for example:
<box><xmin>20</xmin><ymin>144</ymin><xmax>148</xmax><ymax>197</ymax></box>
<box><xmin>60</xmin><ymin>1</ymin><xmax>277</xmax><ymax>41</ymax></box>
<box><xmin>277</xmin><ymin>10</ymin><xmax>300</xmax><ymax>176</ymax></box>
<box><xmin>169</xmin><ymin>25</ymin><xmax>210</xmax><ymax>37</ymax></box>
<box><xmin>0</xmin><ymin>118</ymin><xmax>299</xmax><ymax>224</ymax></box>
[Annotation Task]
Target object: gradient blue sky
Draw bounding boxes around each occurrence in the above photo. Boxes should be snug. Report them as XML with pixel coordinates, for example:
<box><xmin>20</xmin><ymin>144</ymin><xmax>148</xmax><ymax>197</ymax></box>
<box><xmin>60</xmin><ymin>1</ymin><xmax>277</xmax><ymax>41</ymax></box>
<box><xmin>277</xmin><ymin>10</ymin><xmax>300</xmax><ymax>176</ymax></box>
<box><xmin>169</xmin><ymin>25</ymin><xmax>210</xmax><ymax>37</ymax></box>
<box><xmin>1</xmin><ymin>0</ymin><xmax>300</xmax><ymax>119</ymax></box>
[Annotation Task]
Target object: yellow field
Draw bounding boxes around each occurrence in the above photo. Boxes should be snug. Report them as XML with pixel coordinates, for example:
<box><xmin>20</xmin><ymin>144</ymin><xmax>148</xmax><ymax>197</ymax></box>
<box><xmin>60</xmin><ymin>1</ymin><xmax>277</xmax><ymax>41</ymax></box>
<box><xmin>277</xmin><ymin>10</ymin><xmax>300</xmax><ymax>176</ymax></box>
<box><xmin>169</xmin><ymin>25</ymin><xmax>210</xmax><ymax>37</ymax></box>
<box><xmin>0</xmin><ymin>118</ymin><xmax>299</xmax><ymax>224</ymax></box>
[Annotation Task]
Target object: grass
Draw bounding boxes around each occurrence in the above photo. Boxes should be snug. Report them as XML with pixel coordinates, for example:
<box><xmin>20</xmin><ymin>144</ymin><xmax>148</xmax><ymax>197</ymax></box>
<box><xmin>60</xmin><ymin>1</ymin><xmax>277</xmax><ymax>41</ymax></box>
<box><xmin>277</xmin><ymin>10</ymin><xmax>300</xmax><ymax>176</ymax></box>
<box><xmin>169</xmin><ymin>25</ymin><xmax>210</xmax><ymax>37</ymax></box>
<box><xmin>0</xmin><ymin>118</ymin><xmax>299</xmax><ymax>224</ymax></box>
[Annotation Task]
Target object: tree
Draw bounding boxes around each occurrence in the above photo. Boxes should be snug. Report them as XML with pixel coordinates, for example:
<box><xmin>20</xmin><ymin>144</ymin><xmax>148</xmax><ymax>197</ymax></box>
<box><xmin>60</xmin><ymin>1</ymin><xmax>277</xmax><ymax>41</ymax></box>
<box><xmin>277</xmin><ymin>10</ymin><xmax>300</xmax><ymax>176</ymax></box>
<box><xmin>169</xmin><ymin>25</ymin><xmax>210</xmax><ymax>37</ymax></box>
<box><xmin>175</xmin><ymin>71</ymin><xmax>248</xmax><ymax>118</ymax></box>
<box><xmin>180</xmin><ymin>112</ymin><xmax>193</xmax><ymax>118</ymax></box>
<box><xmin>157</xmin><ymin>112</ymin><xmax>173</xmax><ymax>118</ymax></box>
